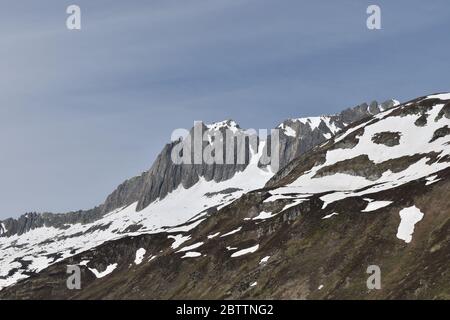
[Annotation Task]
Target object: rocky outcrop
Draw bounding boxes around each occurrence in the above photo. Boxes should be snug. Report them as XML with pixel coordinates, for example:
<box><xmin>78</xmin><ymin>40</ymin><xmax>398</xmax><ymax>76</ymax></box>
<box><xmin>435</xmin><ymin>102</ymin><xmax>450</xmax><ymax>121</ymax></box>
<box><xmin>430</xmin><ymin>125</ymin><xmax>450</xmax><ymax>143</ymax></box>
<box><xmin>372</xmin><ymin>132</ymin><xmax>402</xmax><ymax>146</ymax></box>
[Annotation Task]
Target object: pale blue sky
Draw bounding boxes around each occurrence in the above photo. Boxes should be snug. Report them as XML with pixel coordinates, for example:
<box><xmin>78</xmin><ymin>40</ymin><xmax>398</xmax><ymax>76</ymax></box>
<box><xmin>1</xmin><ymin>0</ymin><xmax>449</xmax><ymax>218</ymax></box>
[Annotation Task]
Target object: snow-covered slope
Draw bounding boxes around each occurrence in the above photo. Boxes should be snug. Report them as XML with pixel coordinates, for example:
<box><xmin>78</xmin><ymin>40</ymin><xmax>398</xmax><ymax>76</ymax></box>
<box><xmin>266</xmin><ymin>93</ymin><xmax>450</xmax><ymax>216</ymax></box>
<box><xmin>0</xmin><ymin>137</ymin><xmax>272</xmax><ymax>290</ymax></box>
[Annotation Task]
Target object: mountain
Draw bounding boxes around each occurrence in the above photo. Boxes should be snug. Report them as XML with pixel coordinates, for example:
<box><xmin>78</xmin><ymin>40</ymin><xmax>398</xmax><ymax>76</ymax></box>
<box><xmin>5</xmin><ymin>95</ymin><xmax>448</xmax><ymax>299</ymax></box>
<box><xmin>0</xmin><ymin>99</ymin><xmax>396</xmax><ymax>238</ymax></box>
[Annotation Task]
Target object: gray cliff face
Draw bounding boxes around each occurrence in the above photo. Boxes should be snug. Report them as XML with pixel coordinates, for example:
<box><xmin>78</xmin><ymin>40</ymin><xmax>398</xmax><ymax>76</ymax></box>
<box><xmin>109</xmin><ymin>120</ymin><xmax>253</xmax><ymax>212</ymax></box>
<box><xmin>0</xmin><ymin>100</ymin><xmax>397</xmax><ymax>237</ymax></box>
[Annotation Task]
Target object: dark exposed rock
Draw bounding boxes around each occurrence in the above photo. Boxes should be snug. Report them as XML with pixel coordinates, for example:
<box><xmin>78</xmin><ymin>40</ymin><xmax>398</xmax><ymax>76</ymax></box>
<box><xmin>435</xmin><ymin>103</ymin><xmax>450</xmax><ymax>121</ymax></box>
<box><xmin>333</xmin><ymin>128</ymin><xmax>365</xmax><ymax>150</ymax></box>
<box><xmin>371</xmin><ymin>131</ymin><xmax>401</xmax><ymax>147</ymax></box>
<box><xmin>415</xmin><ymin>114</ymin><xmax>428</xmax><ymax>127</ymax></box>
<box><xmin>430</xmin><ymin>125</ymin><xmax>450</xmax><ymax>143</ymax></box>
<box><xmin>314</xmin><ymin>155</ymin><xmax>381</xmax><ymax>181</ymax></box>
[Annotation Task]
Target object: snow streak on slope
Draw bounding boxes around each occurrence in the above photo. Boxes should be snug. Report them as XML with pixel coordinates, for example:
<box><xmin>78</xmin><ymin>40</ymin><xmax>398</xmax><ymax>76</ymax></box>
<box><xmin>0</xmin><ymin>141</ymin><xmax>272</xmax><ymax>290</ymax></box>
<box><xmin>0</xmin><ymin>223</ymin><xmax>6</xmax><ymax>235</ymax></box>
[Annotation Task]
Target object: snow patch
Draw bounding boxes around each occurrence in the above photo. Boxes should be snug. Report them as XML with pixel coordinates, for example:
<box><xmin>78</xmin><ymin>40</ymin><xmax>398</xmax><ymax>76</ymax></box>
<box><xmin>79</xmin><ymin>260</ymin><xmax>90</xmax><ymax>266</ymax></box>
<box><xmin>259</xmin><ymin>256</ymin><xmax>270</xmax><ymax>264</ymax></box>
<box><xmin>168</xmin><ymin>234</ymin><xmax>191</xmax><ymax>249</ymax></box>
<box><xmin>181</xmin><ymin>252</ymin><xmax>202</xmax><ymax>258</ymax></box>
<box><xmin>22</xmin><ymin>256</ymin><xmax>53</xmax><ymax>273</ymax></box>
<box><xmin>0</xmin><ymin>223</ymin><xmax>7</xmax><ymax>235</ymax></box>
<box><xmin>396</xmin><ymin>206</ymin><xmax>424</xmax><ymax>243</ymax></box>
<box><xmin>253</xmin><ymin>211</ymin><xmax>277</xmax><ymax>220</ymax></box>
<box><xmin>322</xmin><ymin>212</ymin><xmax>339</xmax><ymax>219</ymax></box>
<box><xmin>278</xmin><ymin>123</ymin><xmax>296</xmax><ymax>137</ymax></box>
<box><xmin>280</xmin><ymin>199</ymin><xmax>306</xmax><ymax>212</ymax></box>
<box><xmin>425</xmin><ymin>175</ymin><xmax>441</xmax><ymax>186</ymax></box>
<box><xmin>231</xmin><ymin>244</ymin><xmax>259</xmax><ymax>257</ymax></box>
<box><xmin>207</xmin><ymin>232</ymin><xmax>220</xmax><ymax>239</ymax></box>
<box><xmin>206</xmin><ymin>120</ymin><xmax>240</xmax><ymax>133</ymax></box>
<box><xmin>220</xmin><ymin>227</ymin><xmax>242</xmax><ymax>237</ymax></box>
<box><xmin>362</xmin><ymin>201</ymin><xmax>393</xmax><ymax>212</ymax></box>
<box><xmin>177</xmin><ymin>242</ymin><xmax>204</xmax><ymax>252</ymax></box>
<box><xmin>134</xmin><ymin>248</ymin><xmax>146</xmax><ymax>265</ymax></box>
<box><xmin>89</xmin><ymin>263</ymin><xmax>118</xmax><ymax>278</ymax></box>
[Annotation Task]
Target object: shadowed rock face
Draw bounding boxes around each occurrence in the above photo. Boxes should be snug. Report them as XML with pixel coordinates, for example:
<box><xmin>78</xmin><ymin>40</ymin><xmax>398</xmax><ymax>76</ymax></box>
<box><xmin>1</xmin><ymin>94</ymin><xmax>448</xmax><ymax>300</ymax></box>
<box><xmin>0</xmin><ymin>100</ymin><xmax>397</xmax><ymax>237</ymax></box>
